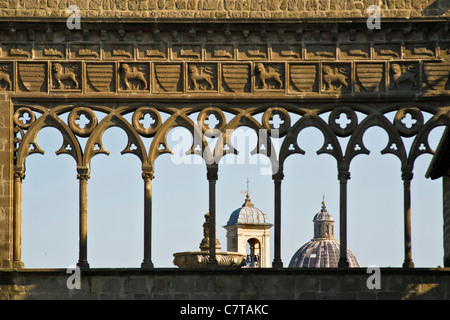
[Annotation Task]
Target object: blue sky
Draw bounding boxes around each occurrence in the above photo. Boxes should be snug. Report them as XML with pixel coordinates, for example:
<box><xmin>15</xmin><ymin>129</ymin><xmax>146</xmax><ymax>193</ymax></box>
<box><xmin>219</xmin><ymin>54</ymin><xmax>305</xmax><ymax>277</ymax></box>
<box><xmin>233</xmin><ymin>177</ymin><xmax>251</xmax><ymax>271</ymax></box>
<box><xmin>21</xmin><ymin>110</ymin><xmax>446</xmax><ymax>269</ymax></box>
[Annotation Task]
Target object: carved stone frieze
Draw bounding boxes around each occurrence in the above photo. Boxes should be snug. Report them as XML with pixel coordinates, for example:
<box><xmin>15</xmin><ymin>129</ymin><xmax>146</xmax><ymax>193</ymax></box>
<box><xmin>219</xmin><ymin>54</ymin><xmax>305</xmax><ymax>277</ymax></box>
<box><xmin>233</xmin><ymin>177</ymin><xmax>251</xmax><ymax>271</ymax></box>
<box><xmin>0</xmin><ymin>22</ymin><xmax>448</xmax><ymax>98</ymax></box>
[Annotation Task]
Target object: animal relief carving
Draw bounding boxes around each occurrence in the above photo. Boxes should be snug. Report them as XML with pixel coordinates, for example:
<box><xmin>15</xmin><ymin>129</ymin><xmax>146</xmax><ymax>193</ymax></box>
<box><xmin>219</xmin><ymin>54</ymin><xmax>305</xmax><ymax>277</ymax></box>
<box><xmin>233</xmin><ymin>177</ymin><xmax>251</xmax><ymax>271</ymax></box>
<box><xmin>0</xmin><ymin>65</ymin><xmax>12</xmax><ymax>90</ymax></box>
<box><xmin>188</xmin><ymin>65</ymin><xmax>215</xmax><ymax>90</ymax></box>
<box><xmin>121</xmin><ymin>64</ymin><xmax>148</xmax><ymax>90</ymax></box>
<box><xmin>389</xmin><ymin>64</ymin><xmax>417</xmax><ymax>91</ymax></box>
<box><xmin>256</xmin><ymin>63</ymin><xmax>283</xmax><ymax>90</ymax></box>
<box><xmin>52</xmin><ymin>63</ymin><xmax>79</xmax><ymax>90</ymax></box>
<box><xmin>322</xmin><ymin>65</ymin><xmax>349</xmax><ymax>92</ymax></box>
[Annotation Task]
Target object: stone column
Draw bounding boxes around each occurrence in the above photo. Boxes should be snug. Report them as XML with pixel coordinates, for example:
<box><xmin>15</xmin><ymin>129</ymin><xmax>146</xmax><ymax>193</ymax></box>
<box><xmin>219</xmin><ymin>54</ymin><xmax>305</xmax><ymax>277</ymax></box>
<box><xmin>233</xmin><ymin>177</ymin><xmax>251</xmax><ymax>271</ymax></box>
<box><xmin>77</xmin><ymin>167</ymin><xmax>90</xmax><ymax>269</ymax></box>
<box><xmin>141</xmin><ymin>169</ymin><xmax>154</xmax><ymax>269</ymax></box>
<box><xmin>338</xmin><ymin>170</ymin><xmax>350</xmax><ymax>268</ymax></box>
<box><xmin>402</xmin><ymin>169</ymin><xmax>415</xmax><ymax>268</ymax></box>
<box><xmin>272</xmin><ymin>171</ymin><xmax>284</xmax><ymax>268</ymax></box>
<box><xmin>207</xmin><ymin>164</ymin><xmax>218</xmax><ymax>267</ymax></box>
<box><xmin>0</xmin><ymin>98</ymin><xmax>13</xmax><ymax>268</ymax></box>
<box><xmin>12</xmin><ymin>168</ymin><xmax>24</xmax><ymax>268</ymax></box>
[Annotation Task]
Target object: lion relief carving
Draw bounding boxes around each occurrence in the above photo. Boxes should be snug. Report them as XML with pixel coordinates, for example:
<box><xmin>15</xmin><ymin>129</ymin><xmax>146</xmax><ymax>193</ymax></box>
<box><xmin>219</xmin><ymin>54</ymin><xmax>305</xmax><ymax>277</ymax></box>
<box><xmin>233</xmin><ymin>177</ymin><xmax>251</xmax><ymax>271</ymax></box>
<box><xmin>0</xmin><ymin>65</ymin><xmax>12</xmax><ymax>90</ymax></box>
<box><xmin>53</xmin><ymin>63</ymin><xmax>79</xmax><ymax>89</ymax></box>
<box><xmin>389</xmin><ymin>64</ymin><xmax>417</xmax><ymax>90</ymax></box>
<box><xmin>121</xmin><ymin>64</ymin><xmax>148</xmax><ymax>90</ymax></box>
<box><xmin>322</xmin><ymin>65</ymin><xmax>349</xmax><ymax>92</ymax></box>
<box><xmin>256</xmin><ymin>63</ymin><xmax>284</xmax><ymax>90</ymax></box>
<box><xmin>188</xmin><ymin>65</ymin><xmax>215</xmax><ymax>90</ymax></box>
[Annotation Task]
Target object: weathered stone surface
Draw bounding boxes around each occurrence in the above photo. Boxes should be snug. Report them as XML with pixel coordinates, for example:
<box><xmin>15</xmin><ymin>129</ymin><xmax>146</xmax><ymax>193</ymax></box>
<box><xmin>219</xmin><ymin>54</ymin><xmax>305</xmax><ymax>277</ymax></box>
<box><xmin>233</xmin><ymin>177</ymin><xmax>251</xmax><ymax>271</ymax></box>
<box><xmin>0</xmin><ymin>0</ymin><xmax>449</xmax><ymax>19</ymax></box>
<box><xmin>0</xmin><ymin>268</ymin><xmax>448</xmax><ymax>300</ymax></box>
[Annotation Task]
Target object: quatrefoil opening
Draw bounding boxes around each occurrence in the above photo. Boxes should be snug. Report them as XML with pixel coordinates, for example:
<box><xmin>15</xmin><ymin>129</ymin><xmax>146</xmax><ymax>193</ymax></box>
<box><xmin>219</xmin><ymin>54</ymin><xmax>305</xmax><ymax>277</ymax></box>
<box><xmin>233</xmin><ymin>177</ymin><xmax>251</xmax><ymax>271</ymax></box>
<box><xmin>68</xmin><ymin>107</ymin><xmax>98</xmax><ymax>137</ymax></box>
<box><xmin>14</xmin><ymin>107</ymin><xmax>36</xmax><ymax>129</ymax></box>
<box><xmin>197</xmin><ymin>108</ymin><xmax>226</xmax><ymax>138</ymax></box>
<box><xmin>262</xmin><ymin>107</ymin><xmax>291</xmax><ymax>137</ymax></box>
<box><xmin>394</xmin><ymin>108</ymin><xmax>424</xmax><ymax>137</ymax></box>
<box><xmin>132</xmin><ymin>107</ymin><xmax>162</xmax><ymax>137</ymax></box>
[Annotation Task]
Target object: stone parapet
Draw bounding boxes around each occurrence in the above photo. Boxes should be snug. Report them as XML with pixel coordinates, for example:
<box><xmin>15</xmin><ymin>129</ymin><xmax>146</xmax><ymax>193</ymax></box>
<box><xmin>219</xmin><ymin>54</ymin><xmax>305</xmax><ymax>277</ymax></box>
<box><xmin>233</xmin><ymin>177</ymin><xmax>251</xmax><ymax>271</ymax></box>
<box><xmin>0</xmin><ymin>268</ymin><xmax>449</xmax><ymax>300</ymax></box>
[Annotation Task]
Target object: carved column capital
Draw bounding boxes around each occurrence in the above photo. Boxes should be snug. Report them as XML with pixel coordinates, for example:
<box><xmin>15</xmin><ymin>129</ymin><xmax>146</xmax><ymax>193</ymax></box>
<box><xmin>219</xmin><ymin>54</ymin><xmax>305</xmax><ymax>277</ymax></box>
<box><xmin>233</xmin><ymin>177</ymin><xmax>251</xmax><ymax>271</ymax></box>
<box><xmin>142</xmin><ymin>171</ymin><xmax>154</xmax><ymax>181</ymax></box>
<box><xmin>13</xmin><ymin>170</ymin><xmax>25</xmax><ymax>181</ymax></box>
<box><xmin>272</xmin><ymin>171</ymin><xmax>284</xmax><ymax>182</ymax></box>
<box><xmin>338</xmin><ymin>170</ymin><xmax>351</xmax><ymax>182</ymax></box>
<box><xmin>401</xmin><ymin>167</ymin><xmax>414</xmax><ymax>181</ymax></box>
<box><xmin>77</xmin><ymin>167</ymin><xmax>90</xmax><ymax>181</ymax></box>
<box><xmin>206</xmin><ymin>164</ymin><xmax>218</xmax><ymax>181</ymax></box>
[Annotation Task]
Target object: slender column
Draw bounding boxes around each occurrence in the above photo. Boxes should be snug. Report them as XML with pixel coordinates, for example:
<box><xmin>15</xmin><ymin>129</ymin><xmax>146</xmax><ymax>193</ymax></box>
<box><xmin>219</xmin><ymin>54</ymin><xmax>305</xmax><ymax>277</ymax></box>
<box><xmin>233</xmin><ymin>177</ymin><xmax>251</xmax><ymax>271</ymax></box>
<box><xmin>141</xmin><ymin>169</ymin><xmax>154</xmax><ymax>269</ymax></box>
<box><xmin>272</xmin><ymin>171</ymin><xmax>284</xmax><ymax>268</ymax></box>
<box><xmin>77</xmin><ymin>167</ymin><xmax>90</xmax><ymax>269</ymax></box>
<box><xmin>402</xmin><ymin>169</ymin><xmax>415</xmax><ymax>268</ymax></box>
<box><xmin>207</xmin><ymin>164</ymin><xmax>218</xmax><ymax>267</ymax></box>
<box><xmin>12</xmin><ymin>168</ymin><xmax>25</xmax><ymax>268</ymax></box>
<box><xmin>338</xmin><ymin>170</ymin><xmax>350</xmax><ymax>268</ymax></box>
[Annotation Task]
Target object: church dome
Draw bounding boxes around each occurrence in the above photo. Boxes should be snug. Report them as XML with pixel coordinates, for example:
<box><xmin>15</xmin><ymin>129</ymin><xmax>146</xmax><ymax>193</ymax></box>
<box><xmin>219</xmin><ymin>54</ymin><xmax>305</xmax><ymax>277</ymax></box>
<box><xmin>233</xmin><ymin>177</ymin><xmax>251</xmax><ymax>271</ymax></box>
<box><xmin>226</xmin><ymin>194</ymin><xmax>272</xmax><ymax>226</ymax></box>
<box><xmin>289</xmin><ymin>199</ymin><xmax>359</xmax><ymax>268</ymax></box>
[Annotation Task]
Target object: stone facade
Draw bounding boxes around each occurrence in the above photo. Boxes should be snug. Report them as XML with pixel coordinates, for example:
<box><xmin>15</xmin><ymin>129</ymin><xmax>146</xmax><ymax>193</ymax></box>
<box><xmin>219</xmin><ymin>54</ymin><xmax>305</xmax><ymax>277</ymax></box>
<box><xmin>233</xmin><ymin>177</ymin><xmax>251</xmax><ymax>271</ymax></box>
<box><xmin>0</xmin><ymin>268</ymin><xmax>449</xmax><ymax>300</ymax></box>
<box><xmin>0</xmin><ymin>0</ymin><xmax>449</xmax><ymax>19</ymax></box>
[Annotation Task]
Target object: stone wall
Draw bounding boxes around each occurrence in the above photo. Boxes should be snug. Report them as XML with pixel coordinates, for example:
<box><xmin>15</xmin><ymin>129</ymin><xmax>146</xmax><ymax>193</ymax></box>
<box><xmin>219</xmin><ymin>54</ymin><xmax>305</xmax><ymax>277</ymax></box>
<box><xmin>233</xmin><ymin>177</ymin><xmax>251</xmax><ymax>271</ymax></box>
<box><xmin>0</xmin><ymin>268</ymin><xmax>449</xmax><ymax>300</ymax></box>
<box><xmin>0</xmin><ymin>0</ymin><xmax>449</xmax><ymax>19</ymax></box>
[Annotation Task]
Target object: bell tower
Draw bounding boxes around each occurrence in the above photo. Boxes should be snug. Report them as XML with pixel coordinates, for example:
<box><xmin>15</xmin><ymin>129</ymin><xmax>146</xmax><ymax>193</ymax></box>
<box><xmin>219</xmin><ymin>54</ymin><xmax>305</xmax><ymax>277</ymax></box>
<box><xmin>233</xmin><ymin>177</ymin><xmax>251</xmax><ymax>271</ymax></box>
<box><xmin>224</xmin><ymin>191</ymin><xmax>272</xmax><ymax>268</ymax></box>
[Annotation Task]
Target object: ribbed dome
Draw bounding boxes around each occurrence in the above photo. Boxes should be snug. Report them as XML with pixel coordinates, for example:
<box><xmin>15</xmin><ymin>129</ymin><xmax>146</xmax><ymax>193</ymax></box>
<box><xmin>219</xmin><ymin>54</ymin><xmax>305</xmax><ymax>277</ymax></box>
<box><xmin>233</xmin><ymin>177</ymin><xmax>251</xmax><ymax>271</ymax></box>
<box><xmin>289</xmin><ymin>199</ymin><xmax>359</xmax><ymax>268</ymax></box>
<box><xmin>226</xmin><ymin>194</ymin><xmax>271</xmax><ymax>226</ymax></box>
<box><xmin>289</xmin><ymin>239</ymin><xmax>360</xmax><ymax>268</ymax></box>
